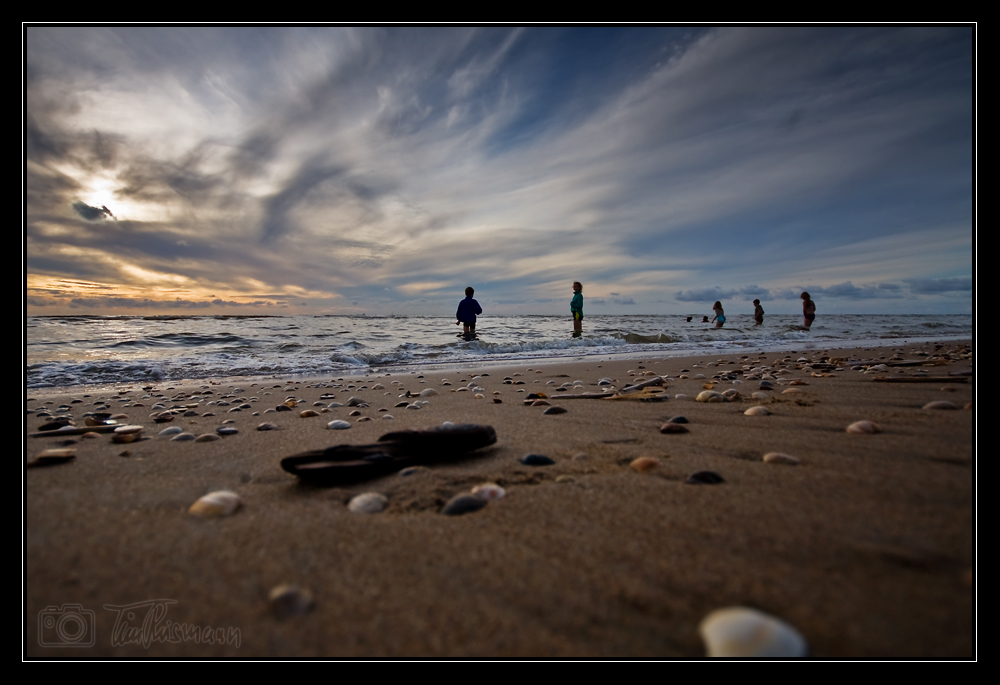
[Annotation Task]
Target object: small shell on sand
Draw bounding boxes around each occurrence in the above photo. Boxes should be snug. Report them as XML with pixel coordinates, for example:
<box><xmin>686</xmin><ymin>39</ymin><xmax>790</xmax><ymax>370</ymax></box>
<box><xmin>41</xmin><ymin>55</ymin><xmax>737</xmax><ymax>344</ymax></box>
<box><xmin>327</xmin><ymin>420</ymin><xmax>351</xmax><ymax>430</ymax></box>
<box><xmin>188</xmin><ymin>491</ymin><xmax>241</xmax><ymax>518</ymax></box>
<box><xmin>922</xmin><ymin>400</ymin><xmax>958</xmax><ymax>410</ymax></box>
<box><xmin>846</xmin><ymin>420</ymin><xmax>881</xmax><ymax>434</ymax></box>
<box><xmin>257</xmin><ymin>422</ymin><xmax>279</xmax><ymax>431</ymax></box>
<box><xmin>347</xmin><ymin>492</ymin><xmax>388</xmax><ymax>514</ymax></box>
<box><xmin>659</xmin><ymin>423</ymin><xmax>689</xmax><ymax>434</ymax></box>
<box><xmin>442</xmin><ymin>494</ymin><xmax>488</xmax><ymax>516</ymax></box>
<box><xmin>194</xmin><ymin>434</ymin><xmax>220</xmax><ymax>442</ymax></box>
<box><xmin>158</xmin><ymin>426</ymin><xmax>182</xmax><ymax>436</ymax></box>
<box><xmin>781</xmin><ymin>388</ymin><xmax>804</xmax><ymax>395</ymax></box>
<box><xmin>471</xmin><ymin>483</ymin><xmax>506</xmax><ymax>500</ymax></box>
<box><xmin>722</xmin><ymin>389</ymin><xmax>741</xmax><ymax>401</ymax></box>
<box><xmin>763</xmin><ymin>452</ymin><xmax>800</xmax><ymax>465</ymax></box>
<box><xmin>696</xmin><ymin>391</ymin><xmax>725</xmax><ymax>403</ymax></box>
<box><xmin>744</xmin><ymin>406</ymin><xmax>769</xmax><ymax>416</ymax></box>
<box><xmin>27</xmin><ymin>448</ymin><xmax>76</xmax><ymax>467</ymax></box>
<box><xmin>543</xmin><ymin>406</ymin><xmax>567</xmax><ymax>415</ymax></box>
<box><xmin>269</xmin><ymin>584</ymin><xmax>315</xmax><ymax>619</ymax></box>
<box><xmin>170</xmin><ymin>432</ymin><xmax>196</xmax><ymax>441</ymax></box>
<box><xmin>751</xmin><ymin>392</ymin><xmax>770</xmax><ymax>400</ymax></box>
<box><xmin>299</xmin><ymin>409</ymin><xmax>320</xmax><ymax>417</ymax></box>
<box><xmin>630</xmin><ymin>457</ymin><xmax>659</xmax><ymax>473</ymax></box>
<box><xmin>686</xmin><ymin>471</ymin><xmax>724</xmax><ymax>484</ymax></box>
<box><xmin>699</xmin><ymin>607</ymin><xmax>807</xmax><ymax>657</ymax></box>
<box><xmin>419</xmin><ymin>388</ymin><xmax>439</xmax><ymax>397</ymax></box>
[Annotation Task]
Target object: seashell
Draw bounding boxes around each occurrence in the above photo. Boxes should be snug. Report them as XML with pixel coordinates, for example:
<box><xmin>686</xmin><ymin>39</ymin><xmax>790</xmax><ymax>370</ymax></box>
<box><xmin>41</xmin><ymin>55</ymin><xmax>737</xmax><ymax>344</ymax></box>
<box><xmin>846</xmin><ymin>420</ymin><xmax>881</xmax><ymax>434</ymax></box>
<box><xmin>158</xmin><ymin>426</ymin><xmax>183</xmax><ymax>436</ymax></box>
<box><xmin>922</xmin><ymin>401</ymin><xmax>958</xmax><ymax>410</ymax></box>
<box><xmin>659</xmin><ymin>422</ymin><xmax>689</xmax><ymax>434</ymax></box>
<box><xmin>471</xmin><ymin>483</ymin><xmax>506</xmax><ymax>500</ymax></box>
<box><xmin>300</xmin><ymin>409</ymin><xmax>320</xmax><ymax>417</ymax></box>
<box><xmin>441</xmin><ymin>494</ymin><xmax>488</xmax><ymax>516</ymax></box>
<box><xmin>530</xmin><ymin>399</ymin><xmax>551</xmax><ymax>406</ymax></box>
<box><xmin>788</xmin><ymin>379</ymin><xmax>808</xmax><ymax>386</ymax></box>
<box><xmin>406</xmin><ymin>403</ymin><xmax>421</xmax><ymax>410</ymax></box>
<box><xmin>751</xmin><ymin>392</ymin><xmax>770</xmax><ymax>400</ymax></box>
<box><xmin>744</xmin><ymin>406</ymin><xmax>769</xmax><ymax>416</ymax></box>
<box><xmin>257</xmin><ymin>422</ymin><xmax>279</xmax><ymax>431</ymax></box>
<box><xmin>216</xmin><ymin>426</ymin><xmax>238</xmax><ymax>436</ymax></box>
<box><xmin>722</xmin><ymin>389</ymin><xmax>741</xmax><ymax>401</ymax></box>
<box><xmin>327</xmin><ymin>420</ymin><xmax>351</xmax><ymax>430</ymax></box>
<box><xmin>347</xmin><ymin>492</ymin><xmax>388</xmax><ymax>514</ymax></box>
<box><xmin>27</xmin><ymin>448</ymin><xmax>76</xmax><ymax>467</ymax></box>
<box><xmin>269</xmin><ymin>584</ymin><xmax>315</xmax><ymax>619</ymax></box>
<box><xmin>763</xmin><ymin>452</ymin><xmax>800</xmax><ymax>465</ymax></box>
<box><xmin>699</xmin><ymin>607</ymin><xmax>807</xmax><ymax>657</ymax></box>
<box><xmin>284</xmin><ymin>399</ymin><xmax>297</xmax><ymax>408</ymax></box>
<box><xmin>474</xmin><ymin>393</ymin><xmax>485</xmax><ymax>399</ymax></box>
<box><xmin>382</xmin><ymin>414</ymin><xmax>394</xmax><ymax>419</ymax></box>
<box><xmin>152</xmin><ymin>412</ymin><xmax>175</xmax><ymax>423</ymax></box>
<box><xmin>115</xmin><ymin>425</ymin><xmax>144</xmax><ymax>434</ymax></box>
<box><xmin>543</xmin><ymin>406</ymin><xmax>567</xmax><ymax>415</ymax></box>
<box><xmin>170</xmin><ymin>433</ymin><xmax>196</xmax><ymax>441</ymax></box>
<box><xmin>348</xmin><ymin>410</ymin><xmax>361</xmax><ymax>416</ymax></box>
<box><xmin>520</xmin><ymin>454</ymin><xmax>555</xmax><ymax>466</ymax></box>
<box><xmin>194</xmin><ymin>434</ymin><xmax>220</xmax><ymax>442</ymax></box>
<box><xmin>696</xmin><ymin>391</ymin><xmax>725</xmax><ymax>403</ymax></box>
<box><xmin>630</xmin><ymin>457</ymin><xmax>659</xmax><ymax>473</ymax></box>
<box><xmin>686</xmin><ymin>471</ymin><xmax>724</xmax><ymax>485</ymax></box>
<box><xmin>781</xmin><ymin>388</ymin><xmax>803</xmax><ymax>394</ymax></box>
<box><xmin>188</xmin><ymin>491</ymin><xmax>241</xmax><ymax>518</ymax></box>
<box><xmin>419</xmin><ymin>388</ymin><xmax>439</xmax><ymax>397</ymax></box>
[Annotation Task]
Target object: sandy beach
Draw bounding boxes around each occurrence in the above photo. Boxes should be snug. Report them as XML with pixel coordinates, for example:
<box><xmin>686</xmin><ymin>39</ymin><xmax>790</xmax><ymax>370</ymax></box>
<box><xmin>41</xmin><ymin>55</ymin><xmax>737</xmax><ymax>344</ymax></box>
<box><xmin>24</xmin><ymin>341</ymin><xmax>974</xmax><ymax>658</ymax></box>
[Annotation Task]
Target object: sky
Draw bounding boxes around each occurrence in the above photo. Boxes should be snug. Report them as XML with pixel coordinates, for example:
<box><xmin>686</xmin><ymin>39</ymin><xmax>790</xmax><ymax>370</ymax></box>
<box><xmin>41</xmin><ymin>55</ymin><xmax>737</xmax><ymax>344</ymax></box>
<box><xmin>24</xmin><ymin>26</ymin><xmax>974</xmax><ymax>317</ymax></box>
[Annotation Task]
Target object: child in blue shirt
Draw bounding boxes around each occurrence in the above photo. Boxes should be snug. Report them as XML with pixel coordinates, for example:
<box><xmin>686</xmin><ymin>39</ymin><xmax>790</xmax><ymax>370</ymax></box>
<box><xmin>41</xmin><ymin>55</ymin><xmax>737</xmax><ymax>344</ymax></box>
<box><xmin>456</xmin><ymin>287</ymin><xmax>482</xmax><ymax>338</ymax></box>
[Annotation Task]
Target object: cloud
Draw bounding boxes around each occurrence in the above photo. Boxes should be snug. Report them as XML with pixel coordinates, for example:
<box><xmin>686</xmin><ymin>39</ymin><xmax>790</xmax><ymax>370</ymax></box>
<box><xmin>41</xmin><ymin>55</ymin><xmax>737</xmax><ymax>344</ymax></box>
<box><xmin>905</xmin><ymin>277</ymin><xmax>973</xmax><ymax>294</ymax></box>
<box><xmin>71</xmin><ymin>202</ymin><xmax>115</xmax><ymax>221</ymax></box>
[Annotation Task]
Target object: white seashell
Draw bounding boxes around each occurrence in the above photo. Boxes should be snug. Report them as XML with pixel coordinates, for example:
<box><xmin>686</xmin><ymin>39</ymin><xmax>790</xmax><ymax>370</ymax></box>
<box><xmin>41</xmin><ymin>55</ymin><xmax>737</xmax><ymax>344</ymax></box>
<box><xmin>922</xmin><ymin>400</ymin><xmax>957</xmax><ymax>410</ymax></box>
<box><xmin>763</xmin><ymin>452</ymin><xmax>800</xmax><ymax>465</ymax></box>
<box><xmin>327</xmin><ymin>420</ymin><xmax>351</xmax><ymax>430</ymax></box>
<box><xmin>699</xmin><ymin>607</ymin><xmax>807</xmax><ymax>657</ymax></box>
<box><xmin>419</xmin><ymin>388</ymin><xmax>439</xmax><ymax>397</ymax></box>
<box><xmin>744</xmin><ymin>406</ymin><xmax>769</xmax><ymax>416</ymax></box>
<box><xmin>158</xmin><ymin>426</ymin><xmax>182</xmax><ymax>436</ymax></box>
<box><xmin>846</xmin><ymin>420</ymin><xmax>881</xmax><ymax>434</ymax></box>
<box><xmin>347</xmin><ymin>492</ymin><xmax>388</xmax><ymax>514</ymax></box>
<box><xmin>751</xmin><ymin>392</ymin><xmax>770</xmax><ymax>400</ymax></box>
<box><xmin>170</xmin><ymin>432</ymin><xmax>196</xmax><ymax>441</ymax></box>
<box><xmin>471</xmin><ymin>483</ymin><xmax>506</xmax><ymax>501</ymax></box>
<box><xmin>188</xmin><ymin>491</ymin><xmax>241</xmax><ymax>518</ymax></box>
<box><xmin>696</xmin><ymin>391</ymin><xmax>725</xmax><ymax>403</ymax></box>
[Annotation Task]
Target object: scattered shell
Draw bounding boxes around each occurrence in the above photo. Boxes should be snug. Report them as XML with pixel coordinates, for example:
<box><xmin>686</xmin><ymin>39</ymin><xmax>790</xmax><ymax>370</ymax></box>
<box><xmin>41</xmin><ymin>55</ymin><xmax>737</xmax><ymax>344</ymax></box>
<box><xmin>696</xmin><ymin>391</ymin><xmax>725</xmax><ymax>403</ymax></box>
<box><xmin>722</xmin><ymin>389</ymin><xmax>741</xmax><ymax>401</ymax></box>
<box><xmin>751</xmin><ymin>392</ymin><xmax>770</xmax><ymax>400</ymax></box>
<box><xmin>520</xmin><ymin>454</ymin><xmax>555</xmax><ymax>466</ymax></box>
<box><xmin>158</xmin><ymin>426</ymin><xmax>183</xmax><ymax>436</ymax></box>
<box><xmin>382</xmin><ymin>414</ymin><xmax>394</xmax><ymax>420</ymax></box>
<box><xmin>781</xmin><ymin>388</ymin><xmax>804</xmax><ymax>395</ymax></box>
<box><xmin>188</xmin><ymin>491</ymin><xmax>241</xmax><ymax>518</ymax></box>
<box><xmin>257</xmin><ymin>422</ymin><xmax>279</xmax><ymax>431</ymax></box>
<box><xmin>744</xmin><ymin>406</ymin><xmax>769</xmax><ymax>416</ymax></box>
<box><xmin>630</xmin><ymin>457</ymin><xmax>659</xmax><ymax>473</ymax></box>
<box><xmin>398</xmin><ymin>466</ymin><xmax>430</xmax><ymax>477</ymax></box>
<box><xmin>762</xmin><ymin>452</ymin><xmax>800</xmax><ymax>465</ymax></box>
<box><xmin>922</xmin><ymin>400</ymin><xmax>958</xmax><ymax>410</ymax></box>
<box><xmin>699</xmin><ymin>607</ymin><xmax>807</xmax><ymax>657</ymax></box>
<box><xmin>327</xmin><ymin>420</ymin><xmax>351</xmax><ymax>430</ymax></box>
<box><xmin>419</xmin><ymin>388</ymin><xmax>439</xmax><ymax>397</ymax></box>
<box><xmin>441</xmin><ymin>494</ymin><xmax>488</xmax><ymax>516</ymax></box>
<box><xmin>659</xmin><ymin>423</ymin><xmax>689</xmax><ymax>434</ymax></box>
<box><xmin>170</xmin><ymin>432</ymin><xmax>196</xmax><ymax>441</ymax></box>
<box><xmin>846</xmin><ymin>420</ymin><xmax>881</xmax><ymax>434</ymax></box>
<box><xmin>216</xmin><ymin>426</ymin><xmax>239</xmax><ymax>436</ymax></box>
<box><xmin>667</xmin><ymin>416</ymin><xmax>689</xmax><ymax>424</ymax></box>
<box><xmin>686</xmin><ymin>471</ymin><xmax>724</xmax><ymax>485</ymax></box>
<box><xmin>471</xmin><ymin>483</ymin><xmax>506</xmax><ymax>500</ymax></box>
<box><xmin>269</xmin><ymin>584</ymin><xmax>315</xmax><ymax>619</ymax></box>
<box><xmin>543</xmin><ymin>406</ymin><xmax>567</xmax><ymax>415</ymax></box>
<box><xmin>529</xmin><ymin>399</ymin><xmax>551</xmax><ymax>406</ymax></box>
<box><xmin>27</xmin><ymin>448</ymin><xmax>76</xmax><ymax>468</ymax></box>
<box><xmin>474</xmin><ymin>393</ymin><xmax>485</xmax><ymax>399</ymax></box>
<box><xmin>347</xmin><ymin>492</ymin><xmax>388</xmax><ymax>514</ymax></box>
<box><xmin>300</xmin><ymin>409</ymin><xmax>320</xmax><ymax>418</ymax></box>
<box><xmin>194</xmin><ymin>434</ymin><xmax>220</xmax><ymax>442</ymax></box>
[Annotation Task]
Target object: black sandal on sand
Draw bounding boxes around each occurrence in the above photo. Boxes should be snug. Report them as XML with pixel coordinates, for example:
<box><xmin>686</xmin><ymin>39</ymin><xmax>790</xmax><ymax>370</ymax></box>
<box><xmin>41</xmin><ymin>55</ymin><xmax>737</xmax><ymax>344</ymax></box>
<box><xmin>280</xmin><ymin>424</ymin><xmax>497</xmax><ymax>485</ymax></box>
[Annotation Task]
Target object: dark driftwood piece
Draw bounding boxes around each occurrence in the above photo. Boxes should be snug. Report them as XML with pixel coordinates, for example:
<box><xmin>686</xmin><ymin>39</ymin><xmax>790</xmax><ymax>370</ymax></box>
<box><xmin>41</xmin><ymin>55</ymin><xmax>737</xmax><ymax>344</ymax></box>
<box><xmin>281</xmin><ymin>424</ymin><xmax>497</xmax><ymax>485</ymax></box>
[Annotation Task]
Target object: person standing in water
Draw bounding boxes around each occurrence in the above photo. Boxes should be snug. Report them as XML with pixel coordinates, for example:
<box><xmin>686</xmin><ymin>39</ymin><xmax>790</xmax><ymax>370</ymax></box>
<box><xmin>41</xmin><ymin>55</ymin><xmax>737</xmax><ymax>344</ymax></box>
<box><xmin>801</xmin><ymin>292</ymin><xmax>816</xmax><ymax>329</ymax></box>
<box><xmin>456</xmin><ymin>286</ymin><xmax>482</xmax><ymax>339</ymax></box>
<box><xmin>571</xmin><ymin>282</ymin><xmax>583</xmax><ymax>336</ymax></box>
<box><xmin>711</xmin><ymin>301</ymin><xmax>725</xmax><ymax>328</ymax></box>
<box><xmin>753</xmin><ymin>299</ymin><xmax>764</xmax><ymax>326</ymax></box>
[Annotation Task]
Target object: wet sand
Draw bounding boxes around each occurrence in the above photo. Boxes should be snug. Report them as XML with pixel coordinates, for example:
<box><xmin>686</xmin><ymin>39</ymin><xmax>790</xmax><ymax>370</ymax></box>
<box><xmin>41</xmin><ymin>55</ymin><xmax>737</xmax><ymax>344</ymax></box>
<box><xmin>25</xmin><ymin>341</ymin><xmax>974</xmax><ymax>658</ymax></box>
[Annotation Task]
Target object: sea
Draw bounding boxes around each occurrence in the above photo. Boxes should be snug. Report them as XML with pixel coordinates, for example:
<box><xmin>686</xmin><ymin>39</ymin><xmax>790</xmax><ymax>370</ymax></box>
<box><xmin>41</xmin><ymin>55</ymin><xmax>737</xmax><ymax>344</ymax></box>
<box><xmin>25</xmin><ymin>314</ymin><xmax>972</xmax><ymax>390</ymax></box>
